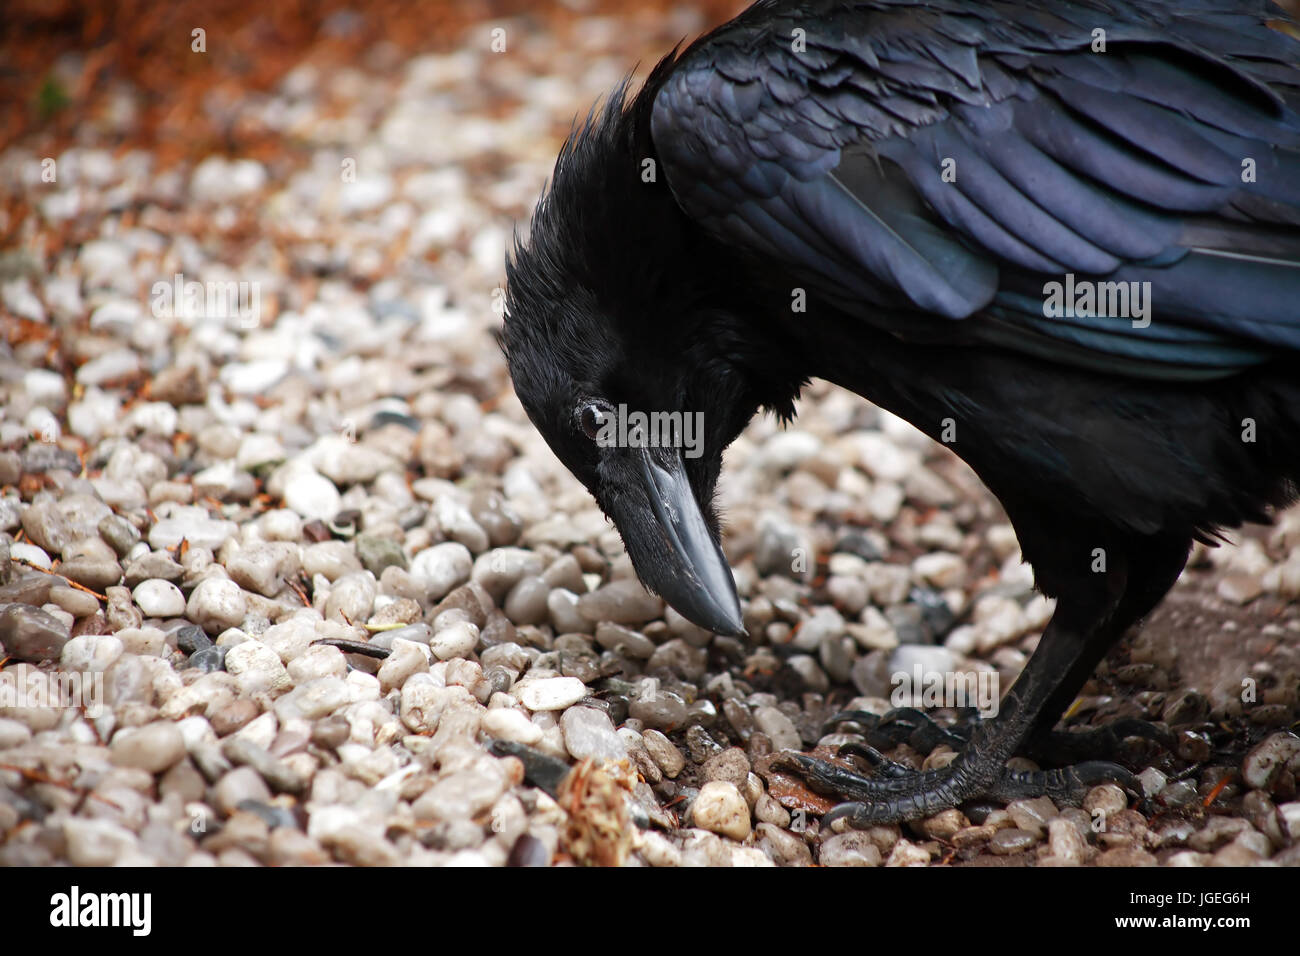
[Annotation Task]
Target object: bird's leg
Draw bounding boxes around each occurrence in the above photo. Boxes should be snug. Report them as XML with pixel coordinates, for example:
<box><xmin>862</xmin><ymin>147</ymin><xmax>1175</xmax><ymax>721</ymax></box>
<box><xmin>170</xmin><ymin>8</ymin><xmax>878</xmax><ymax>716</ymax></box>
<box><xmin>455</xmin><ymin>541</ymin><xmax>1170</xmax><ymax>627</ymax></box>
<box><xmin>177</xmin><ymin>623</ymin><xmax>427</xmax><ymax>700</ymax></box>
<box><xmin>778</xmin><ymin>607</ymin><xmax>1131</xmax><ymax>825</ymax></box>
<box><xmin>783</xmin><ymin>535</ymin><xmax>1192</xmax><ymax>826</ymax></box>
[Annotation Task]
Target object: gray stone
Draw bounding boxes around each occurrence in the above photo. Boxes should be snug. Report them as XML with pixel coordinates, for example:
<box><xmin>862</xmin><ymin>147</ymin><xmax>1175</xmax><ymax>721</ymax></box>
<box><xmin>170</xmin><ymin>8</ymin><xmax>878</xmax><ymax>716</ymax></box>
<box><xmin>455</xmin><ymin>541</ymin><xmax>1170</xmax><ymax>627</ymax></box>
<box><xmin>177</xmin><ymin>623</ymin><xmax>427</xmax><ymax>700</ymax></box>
<box><xmin>124</xmin><ymin>551</ymin><xmax>185</xmax><ymax>587</ymax></box>
<box><xmin>560</xmin><ymin>706</ymin><xmax>627</xmax><ymax>762</ymax></box>
<box><xmin>0</xmin><ymin>604</ymin><xmax>71</xmax><ymax>662</ymax></box>
<box><xmin>504</xmin><ymin>576</ymin><xmax>549</xmax><ymax>626</ymax></box>
<box><xmin>213</xmin><ymin>766</ymin><xmax>273</xmax><ymax>815</ymax></box>
<box><xmin>355</xmin><ymin>534</ymin><xmax>408</xmax><ymax>575</ymax></box>
<box><xmin>594</xmin><ymin>622</ymin><xmax>656</xmax><ymax>659</ymax></box>
<box><xmin>754</xmin><ymin>515</ymin><xmax>814</xmax><ymax>582</ymax></box>
<box><xmin>20</xmin><ymin>497</ymin><xmax>73</xmax><ymax>553</ymax></box>
<box><xmin>57</xmin><ymin>557</ymin><xmax>122</xmax><ymax>591</ymax></box>
<box><xmin>577</xmin><ymin>579</ymin><xmax>663</xmax><ymax>626</ymax></box>
<box><xmin>752</xmin><ymin>706</ymin><xmax>801</xmax><ymax>751</ymax></box>
<box><xmin>410</xmin><ymin>542</ymin><xmax>473</xmax><ymax>601</ymax></box>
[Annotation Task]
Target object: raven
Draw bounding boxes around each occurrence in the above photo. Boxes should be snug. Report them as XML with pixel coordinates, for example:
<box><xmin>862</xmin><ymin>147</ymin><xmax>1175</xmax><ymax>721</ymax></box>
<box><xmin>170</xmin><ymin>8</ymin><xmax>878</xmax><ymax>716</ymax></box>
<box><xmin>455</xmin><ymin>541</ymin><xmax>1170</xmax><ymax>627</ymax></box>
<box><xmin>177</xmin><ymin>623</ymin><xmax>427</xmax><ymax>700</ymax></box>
<box><xmin>502</xmin><ymin>0</ymin><xmax>1300</xmax><ymax>825</ymax></box>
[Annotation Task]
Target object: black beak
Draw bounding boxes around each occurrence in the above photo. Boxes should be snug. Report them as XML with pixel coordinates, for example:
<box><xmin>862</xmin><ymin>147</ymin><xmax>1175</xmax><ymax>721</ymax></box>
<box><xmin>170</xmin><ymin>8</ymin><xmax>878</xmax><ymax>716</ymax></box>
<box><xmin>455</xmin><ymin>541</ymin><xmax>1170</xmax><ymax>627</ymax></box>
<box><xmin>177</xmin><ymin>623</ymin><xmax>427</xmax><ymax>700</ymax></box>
<box><xmin>610</xmin><ymin>446</ymin><xmax>746</xmax><ymax>637</ymax></box>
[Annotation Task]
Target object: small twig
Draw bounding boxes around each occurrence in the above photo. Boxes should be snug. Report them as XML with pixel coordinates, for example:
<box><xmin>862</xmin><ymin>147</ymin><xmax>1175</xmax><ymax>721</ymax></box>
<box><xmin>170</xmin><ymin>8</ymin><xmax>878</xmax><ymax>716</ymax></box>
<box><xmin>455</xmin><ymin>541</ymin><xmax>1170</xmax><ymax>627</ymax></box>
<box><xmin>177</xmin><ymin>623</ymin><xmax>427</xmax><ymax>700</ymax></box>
<box><xmin>1203</xmin><ymin>773</ymin><xmax>1233</xmax><ymax>808</ymax></box>
<box><xmin>0</xmin><ymin>764</ymin><xmax>123</xmax><ymax>810</ymax></box>
<box><xmin>11</xmin><ymin>558</ymin><xmax>107</xmax><ymax>601</ymax></box>
<box><xmin>310</xmin><ymin>637</ymin><xmax>390</xmax><ymax>660</ymax></box>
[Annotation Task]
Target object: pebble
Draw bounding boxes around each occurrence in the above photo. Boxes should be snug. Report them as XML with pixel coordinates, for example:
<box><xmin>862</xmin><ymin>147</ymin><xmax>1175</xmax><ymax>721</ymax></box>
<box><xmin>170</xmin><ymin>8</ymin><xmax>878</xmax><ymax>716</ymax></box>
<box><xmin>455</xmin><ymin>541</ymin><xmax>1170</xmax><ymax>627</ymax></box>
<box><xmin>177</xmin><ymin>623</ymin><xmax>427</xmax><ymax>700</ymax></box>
<box><xmin>754</xmin><ymin>515</ymin><xmax>814</xmax><ymax>582</ymax></box>
<box><xmin>1005</xmin><ymin>797</ymin><xmax>1057</xmax><ymax>836</ymax></box>
<box><xmin>124</xmin><ymin>552</ymin><xmax>185</xmax><ymax>587</ymax></box>
<box><xmin>190</xmin><ymin>646</ymin><xmax>227</xmax><ymax>673</ymax></box>
<box><xmin>410</xmin><ymin>542</ymin><xmax>474</xmax><ymax>601</ymax></box>
<box><xmin>224</xmin><ymin>641</ymin><xmax>290</xmax><ymax>694</ymax></box>
<box><xmin>794</xmin><ymin>606</ymin><xmax>845</xmax><ymax>652</ymax></box>
<box><xmin>282</xmin><ymin>467</ymin><xmax>341</xmax><ymax>521</ymax></box>
<box><xmin>482</xmin><ymin>707</ymin><xmax>543</xmax><ymax>745</ymax></box>
<box><xmin>1083</xmin><ymin>784</ymin><xmax>1128</xmax><ymax>818</ymax></box>
<box><xmin>302</xmin><ymin>541</ymin><xmax>362</xmax><ymax>580</ymax></box>
<box><xmin>133</xmin><ymin>579</ymin><xmax>187</xmax><ymax>617</ymax></box>
<box><xmin>325</xmin><ymin>571</ymin><xmax>377</xmax><ymax>623</ymax></box>
<box><xmin>275</xmin><ymin>677</ymin><xmax>350</xmax><ymax>721</ymax></box>
<box><xmin>1216</xmin><ymin>573</ymin><xmax>1262</xmax><ymax>605</ymax></box>
<box><xmin>594</xmin><ymin>621</ymin><xmax>656</xmax><ymax>659</ymax></box>
<box><xmin>690</xmin><ymin>781</ymin><xmax>751</xmax><ymax>841</ymax></box>
<box><xmin>560</xmin><ymin>706</ymin><xmax>627</xmax><ymax>762</ymax></box>
<box><xmin>1135</xmin><ymin>767</ymin><xmax>1168</xmax><ymax>798</ymax></box>
<box><xmin>702</xmin><ymin>748</ymin><xmax>750</xmax><ymax>788</ymax></box>
<box><xmin>187</xmin><ymin>578</ymin><xmax>248</xmax><ymax>634</ymax></box>
<box><xmin>64</xmin><ymin>818</ymin><xmax>139</xmax><ymax>866</ymax></box>
<box><xmin>642</xmin><ymin>729</ymin><xmax>686</xmax><ymax>777</ymax></box>
<box><xmin>429</xmin><ymin>620</ymin><xmax>479</xmax><ymax>660</ymax></box>
<box><xmin>751</xmin><ymin>706</ymin><xmax>801</xmax><ymax>751</ymax></box>
<box><xmin>820</xmin><ymin>831</ymin><xmax>884</xmax><ymax>866</ymax></box>
<box><xmin>58</xmin><ymin>557</ymin><xmax>123</xmax><ymax>591</ymax></box>
<box><xmin>988</xmin><ymin>827</ymin><xmax>1038</xmax><ymax>855</ymax></box>
<box><xmin>504</xmin><ymin>576</ymin><xmax>550</xmax><ymax>625</ymax></box>
<box><xmin>49</xmin><ymin>584</ymin><xmax>101</xmax><ymax>617</ymax></box>
<box><xmin>912</xmin><ymin>552</ymin><xmax>966</xmax><ymax>589</ymax></box>
<box><xmin>0</xmin><ymin>604</ymin><xmax>71</xmax><ymax>662</ymax></box>
<box><xmin>148</xmin><ymin>513</ymin><xmax>238</xmax><ymax>551</ymax></box>
<box><xmin>1047</xmin><ymin>818</ymin><xmax>1089</xmax><ymax>865</ymax></box>
<box><xmin>110</xmin><ymin>721</ymin><xmax>186</xmax><ymax>773</ymax></box>
<box><xmin>286</xmin><ymin>644</ymin><xmax>347</xmax><ymax>683</ymax></box>
<box><xmin>577</xmin><ymin>579</ymin><xmax>663</xmax><ymax>625</ymax></box>
<box><xmin>227</xmin><ymin>542</ymin><xmax>295</xmax><ymax>597</ymax></box>
<box><xmin>355</xmin><ymin>534</ymin><xmax>408</xmax><ymax>575</ymax></box>
<box><xmin>516</xmin><ymin>677</ymin><xmax>586</xmax><ymax>712</ymax></box>
<box><xmin>1241</xmin><ymin>732</ymin><xmax>1300</xmax><ymax>791</ymax></box>
<box><xmin>213</xmin><ymin>766</ymin><xmax>274</xmax><ymax>815</ymax></box>
<box><xmin>21</xmin><ymin>498</ymin><xmax>73</xmax><ymax>553</ymax></box>
<box><xmin>885</xmin><ymin>839</ymin><xmax>931</xmax><ymax>867</ymax></box>
<box><xmin>376</xmin><ymin>638</ymin><xmax>431</xmax><ymax>692</ymax></box>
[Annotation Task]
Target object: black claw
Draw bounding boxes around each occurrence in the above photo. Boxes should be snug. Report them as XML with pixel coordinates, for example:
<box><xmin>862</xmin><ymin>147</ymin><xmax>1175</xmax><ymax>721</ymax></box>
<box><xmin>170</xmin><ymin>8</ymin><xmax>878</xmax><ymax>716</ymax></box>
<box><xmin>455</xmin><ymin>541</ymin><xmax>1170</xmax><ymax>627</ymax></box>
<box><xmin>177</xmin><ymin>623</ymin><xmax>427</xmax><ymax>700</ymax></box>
<box><xmin>837</xmin><ymin>741</ymin><xmax>912</xmax><ymax>777</ymax></box>
<box><xmin>823</xmin><ymin>706</ymin><xmax>972</xmax><ymax>753</ymax></box>
<box><xmin>821</xmin><ymin>709</ymin><xmax>883</xmax><ymax>735</ymax></box>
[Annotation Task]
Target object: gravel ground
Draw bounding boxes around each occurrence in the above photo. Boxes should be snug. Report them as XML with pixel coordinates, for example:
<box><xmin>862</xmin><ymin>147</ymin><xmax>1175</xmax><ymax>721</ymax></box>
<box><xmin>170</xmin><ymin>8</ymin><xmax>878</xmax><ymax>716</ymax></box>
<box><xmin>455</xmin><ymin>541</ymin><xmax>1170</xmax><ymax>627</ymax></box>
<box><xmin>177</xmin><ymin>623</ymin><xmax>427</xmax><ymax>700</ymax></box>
<box><xmin>1</xmin><ymin>2</ymin><xmax>1298</xmax><ymax>867</ymax></box>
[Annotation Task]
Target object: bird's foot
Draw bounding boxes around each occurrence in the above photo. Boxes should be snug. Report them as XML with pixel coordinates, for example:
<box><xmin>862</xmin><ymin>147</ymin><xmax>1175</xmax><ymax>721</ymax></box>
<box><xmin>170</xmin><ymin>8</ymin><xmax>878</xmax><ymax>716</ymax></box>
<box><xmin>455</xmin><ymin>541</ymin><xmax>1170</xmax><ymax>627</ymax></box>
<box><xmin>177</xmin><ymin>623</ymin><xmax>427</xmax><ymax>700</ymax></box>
<box><xmin>776</xmin><ymin>746</ymin><xmax>1138</xmax><ymax>827</ymax></box>
<box><xmin>824</xmin><ymin>708</ymin><xmax>1172</xmax><ymax>768</ymax></box>
<box><xmin>1025</xmin><ymin>718</ymin><xmax>1175</xmax><ymax>765</ymax></box>
<box><xmin>823</xmin><ymin>706</ymin><xmax>973</xmax><ymax>752</ymax></box>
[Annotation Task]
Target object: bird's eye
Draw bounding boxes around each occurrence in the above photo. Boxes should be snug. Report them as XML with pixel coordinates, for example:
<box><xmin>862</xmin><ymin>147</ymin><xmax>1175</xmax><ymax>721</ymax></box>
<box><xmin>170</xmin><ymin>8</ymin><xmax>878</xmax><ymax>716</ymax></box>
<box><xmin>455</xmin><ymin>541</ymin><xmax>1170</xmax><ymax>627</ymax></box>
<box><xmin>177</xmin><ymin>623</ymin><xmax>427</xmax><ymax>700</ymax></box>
<box><xmin>579</xmin><ymin>403</ymin><xmax>608</xmax><ymax>441</ymax></box>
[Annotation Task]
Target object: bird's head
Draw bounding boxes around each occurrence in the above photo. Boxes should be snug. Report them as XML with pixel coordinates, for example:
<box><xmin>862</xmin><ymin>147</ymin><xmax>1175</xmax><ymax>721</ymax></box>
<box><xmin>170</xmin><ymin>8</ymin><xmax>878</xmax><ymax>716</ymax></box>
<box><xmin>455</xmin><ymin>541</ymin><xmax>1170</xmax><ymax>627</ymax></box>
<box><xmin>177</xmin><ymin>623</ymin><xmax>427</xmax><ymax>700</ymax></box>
<box><xmin>502</xmin><ymin>70</ymin><xmax>806</xmax><ymax>638</ymax></box>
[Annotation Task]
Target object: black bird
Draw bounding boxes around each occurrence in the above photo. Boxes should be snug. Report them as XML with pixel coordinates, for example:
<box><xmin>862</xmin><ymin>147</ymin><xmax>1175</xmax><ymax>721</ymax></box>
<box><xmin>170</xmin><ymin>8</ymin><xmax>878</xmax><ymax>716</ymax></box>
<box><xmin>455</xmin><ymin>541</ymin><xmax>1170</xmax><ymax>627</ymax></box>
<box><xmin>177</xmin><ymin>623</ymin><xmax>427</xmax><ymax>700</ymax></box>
<box><xmin>502</xmin><ymin>0</ymin><xmax>1300</xmax><ymax>825</ymax></box>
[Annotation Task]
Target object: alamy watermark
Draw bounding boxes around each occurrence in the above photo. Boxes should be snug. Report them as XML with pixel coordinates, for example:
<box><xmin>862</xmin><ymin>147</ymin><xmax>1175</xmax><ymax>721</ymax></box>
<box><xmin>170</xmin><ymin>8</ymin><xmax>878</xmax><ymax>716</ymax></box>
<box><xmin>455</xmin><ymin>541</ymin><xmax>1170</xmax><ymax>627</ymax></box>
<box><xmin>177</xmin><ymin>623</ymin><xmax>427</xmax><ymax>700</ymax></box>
<box><xmin>0</xmin><ymin>669</ymin><xmax>104</xmax><ymax>719</ymax></box>
<box><xmin>890</xmin><ymin>664</ymin><xmax>999</xmax><ymax>718</ymax></box>
<box><xmin>49</xmin><ymin>886</ymin><xmax>151</xmax><ymax>936</ymax></box>
<box><xmin>1042</xmin><ymin>274</ymin><xmax>1151</xmax><ymax>329</ymax></box>
<box><xmin>594</xmin><ymin>403</ymin><xmax>705</xmax><ymax>459</ymax></box>
<box><xmin>151</xmin><ymin>272</ymin><xmax>261</xmax><ymax>328</ymax></box>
